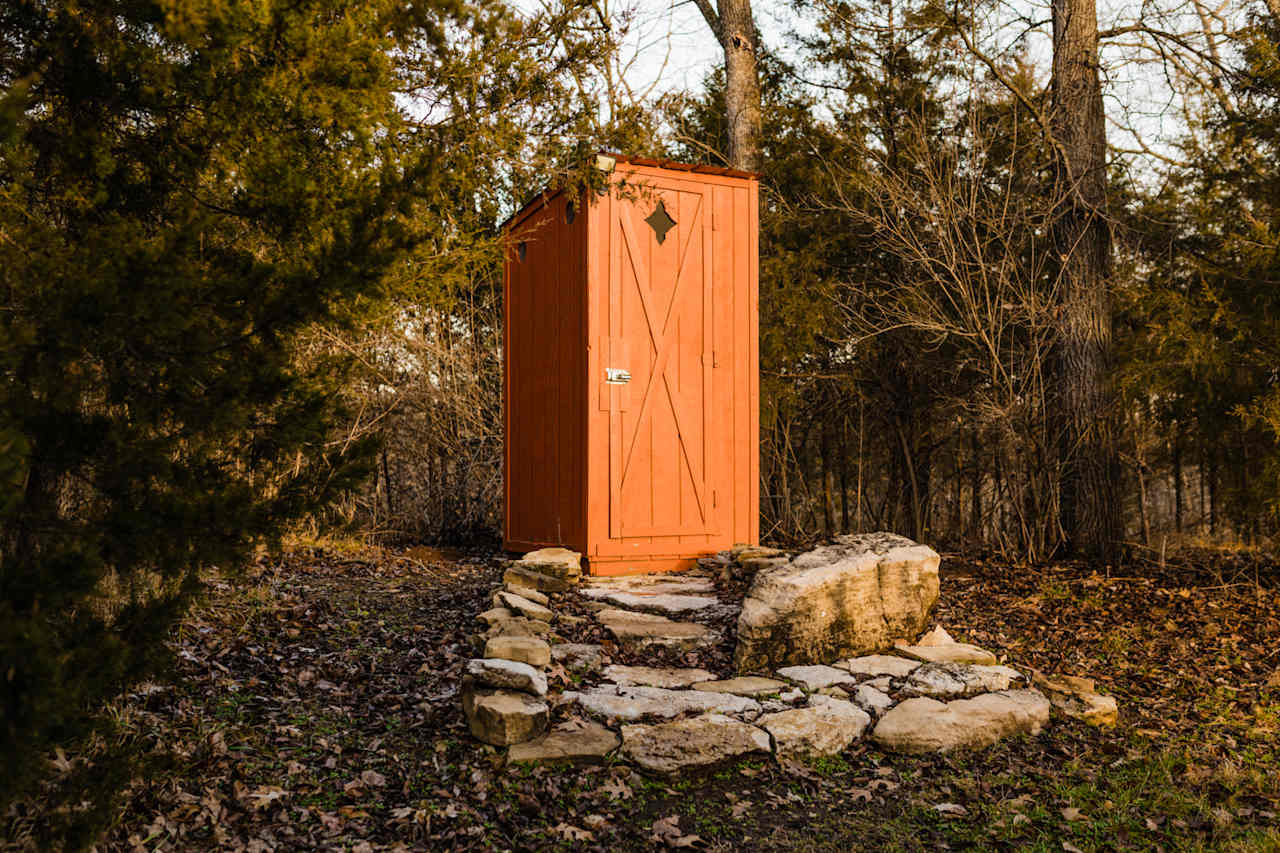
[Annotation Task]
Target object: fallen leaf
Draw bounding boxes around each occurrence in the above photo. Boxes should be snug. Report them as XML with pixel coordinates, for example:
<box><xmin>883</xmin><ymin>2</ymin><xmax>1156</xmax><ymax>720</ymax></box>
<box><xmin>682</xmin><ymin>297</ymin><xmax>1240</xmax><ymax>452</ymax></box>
<box><xmin>933</xmin><ymin>803</ymin><xmax>969</xmax><ymax>817</ymax></box>
<box><xmin>1062</xmin><ymin>807</ymin><xmax>1084</xmax><ymax>822</ymax></box>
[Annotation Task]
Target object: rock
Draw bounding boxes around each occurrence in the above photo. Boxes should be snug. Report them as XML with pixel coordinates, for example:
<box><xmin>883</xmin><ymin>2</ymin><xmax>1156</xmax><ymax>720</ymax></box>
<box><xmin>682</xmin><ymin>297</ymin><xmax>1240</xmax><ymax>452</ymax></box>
<box><xmin>1032</xmin><ymin>671</ymin><xmax>1118</xmax><ymax>726</ymax></box>
<box><xmin>478</xmin><ymin>606</ymin><xmax>514</xmax><ymax>626</ymax></box>
<box><xmin>852</xmin><ymin>684</ymin><xmax>894</xmax><ymax>715</ymax></box>
<box><xmin>864</xmin><ymin>676</ymin><xmax>892</xmax><ymax>692</ymax></box>
<box><xmin>779</xmin><ymin>688</ymin><xmax>805</xmax><ymax>704</ymax></box>
<box><xmin>900</xmin><ymin>663</ymin><xmax>1023</xmax><ymax>700</ymax></box>
<box><xmin>758</xmin><ymin>696</ymin><xmax>871</xmax><ymax>759</ymax></box>
<box><xmin>817</xmin><ymin>685</ymin><xmax>850</xmax><ymax>698</ymax></box>
<box><xmin>596</xmin><ymin>609</ymin><xmax>716</xmax><ymax>653</ymax></box>
<box><xmin>835</xmin><ymin>654</ymin><xmax>922</xmax><ymax>679</ymax></box>
<box><xmin>692</xmin><ymin>677</ymin><xmax>787</xmax><ymax>697</ymax></box>
<box><xmin>563</xmin><ymin>685</ymin><xmax>761</xmax><ymax>722</ymax></box>
<box><xmin>507</xmin><ymin>720</ymin><xmax>620</xmax><ymax>764</ymax></box>
<box><xmin>776</xmin><ymin>665</ymin><xmax>858</xmax><ymax>691</ymax></box>
<box><xmin>871</xmin><ymin>689</ymin><xmax>1050</xmax><ymax>753</ymax></box>
<box><xmin>504</xmin><ymin>565</ymin><xmax>572</xmax><ymax>594</ymax></box>
<box><xmin>495</xmin><ymin>591</ymin><xmax>554</xmax><ymax>622</ymax></box>
<box><xmin>463</xmin><ymin>689</ymin><xmax>549</xmax><ymax>746</ymax></box>
<box><xmin>893</xmin><ymin>638</ymin><xmax>999</xmax><ymax>666</ymax></box>
<box><xmin>602</xmin><ymin>665</ymin><xmax>718</xmax><ymax>689</ymax></box>
<box><xmin>503</xmin><ymin>584</ymin><xmax>549</xmax><ymax>605</ymax></box>
<box><xmin>730</xmin><ymin>544</ymin><xmax>784</xmax><ymax>561</ymax></box>
<box><xmin>583</xmin><ymin>574</ymin><xmax>716</xmax><ymax>595</ymax></box>
<box><xmin>483</xmin><ymin>636</ymin><xmax>551</xmax><ymax>668</ymax></box>
<box><xmin>893</xmin><ymin>626</ymin><xmax>998</xmax><ymax>665</ymax></box>
<box><xmin>620</xmin><ymin>713</ymin><xmax>771</xmax><ymax>775</ymax></box>
<box><xmin>551</xmin><ymin>643</ymin><xmax>604</xmax><ymax>674</ymax></box>
<box><xmin>480</xmin><ymin>615</ymin><xmax>551</xmax><ymax>641</ymax></box>
<box><xmin>466</xmin><ymin>658</ymin><xmax>548</xmax><ymax>697</ymax></box>
<box><xmin>734</xmin><ymin>532</ymin><xmax>940</xmax><ymax>671</ymax></box>
<box><xmin>514</xmin><ymin>547</ymin><xmax>582</xmax><ymax>582</ymax></box>
<box><xmin>917</xmin><ymin>626</ymin><xmax>956</xmax><ymax>646</ymax></box>
<box><xmin>580</xmin><ymin>589</ymin><xmax>720</xmax><ymax>616</ymax></box>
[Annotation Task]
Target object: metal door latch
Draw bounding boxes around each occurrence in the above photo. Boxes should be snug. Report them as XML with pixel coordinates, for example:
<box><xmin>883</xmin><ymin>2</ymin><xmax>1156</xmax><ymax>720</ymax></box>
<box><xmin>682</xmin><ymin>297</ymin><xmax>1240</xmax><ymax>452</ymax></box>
<box><xmin>605</xmin><ymin>367</ymin><xmax>631</xmax><ymax>385</ymax></box>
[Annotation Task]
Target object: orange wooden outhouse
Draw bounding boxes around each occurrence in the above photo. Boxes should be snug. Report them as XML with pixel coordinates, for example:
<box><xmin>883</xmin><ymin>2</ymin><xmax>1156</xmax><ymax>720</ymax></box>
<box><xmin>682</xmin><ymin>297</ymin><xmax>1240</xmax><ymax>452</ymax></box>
<box><xmin>503</xmin><ymin>154</ymin><xmax>759</xmax><ymax>575</ymax></box>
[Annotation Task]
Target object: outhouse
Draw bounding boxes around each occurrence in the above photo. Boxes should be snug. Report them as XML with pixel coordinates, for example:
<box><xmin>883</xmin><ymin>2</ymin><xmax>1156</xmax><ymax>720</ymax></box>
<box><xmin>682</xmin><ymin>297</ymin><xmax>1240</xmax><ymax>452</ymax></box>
<box><xmin>503</xmin><ymin>154</ymin><xmax>759</xmax><ymax>575</ymax></box>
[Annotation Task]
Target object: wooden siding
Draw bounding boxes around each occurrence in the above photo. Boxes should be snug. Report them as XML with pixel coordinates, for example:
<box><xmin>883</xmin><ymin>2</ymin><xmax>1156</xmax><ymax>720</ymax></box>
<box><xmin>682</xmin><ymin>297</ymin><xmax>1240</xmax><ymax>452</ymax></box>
<box><xmin>505</xmin><ymin>161</ymin><xmax>758</xmax><ymax>575</ymax></box>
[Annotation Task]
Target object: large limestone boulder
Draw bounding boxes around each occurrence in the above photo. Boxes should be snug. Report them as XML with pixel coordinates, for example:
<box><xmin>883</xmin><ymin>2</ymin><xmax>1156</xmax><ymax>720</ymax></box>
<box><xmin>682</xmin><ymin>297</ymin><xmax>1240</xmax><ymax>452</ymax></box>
<box><xmin>621</xmin><ymin>713</ymin><xmax>772</xmax><ymax>775</ymax></box>
<box><xmin>871</xmin><ymin>689</ymin><xmax>1050</xmax><ymax>753</ymax></box>
<box><xmin>734</xmin><ymin>533</ymin><xmax>940</xmax><ymax>671</ymax></box>
<box><xmin>463</xmin><ymin>689</ymin><xmax>549</xmax><ymax>746</ymax></box>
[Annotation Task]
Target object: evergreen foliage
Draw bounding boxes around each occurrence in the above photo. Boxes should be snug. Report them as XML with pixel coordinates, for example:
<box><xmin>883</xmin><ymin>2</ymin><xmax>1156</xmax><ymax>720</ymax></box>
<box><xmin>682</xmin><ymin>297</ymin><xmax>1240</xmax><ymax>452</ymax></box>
<box><xmin>0</xmin><ymin>0</ymin><xmax>605</xmax><ymax>821</ymax></box>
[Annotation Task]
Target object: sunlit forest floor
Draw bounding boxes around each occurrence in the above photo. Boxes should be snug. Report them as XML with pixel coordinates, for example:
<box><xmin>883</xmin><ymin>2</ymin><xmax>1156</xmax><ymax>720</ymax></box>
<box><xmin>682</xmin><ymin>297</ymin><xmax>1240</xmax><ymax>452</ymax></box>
<box><xmin>7</xmin><ymin>543</ymin><xmax>1280</xmax><ymax>851</ymax></box>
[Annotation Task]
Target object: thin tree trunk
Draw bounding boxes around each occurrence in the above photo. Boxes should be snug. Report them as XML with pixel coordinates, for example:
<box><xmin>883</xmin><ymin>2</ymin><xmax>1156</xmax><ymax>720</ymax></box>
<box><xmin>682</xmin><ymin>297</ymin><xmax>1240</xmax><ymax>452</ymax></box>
<box><xmin>1049</xmin><ymin>0</ymin><xmax>1121</xmax><ymax>561</ymax></box>
<box><xmin>1173</xmin><ymin>430</ymin><xmax>1184</xmax><ymax>533</ymax></box>
<box><xmin>693</xmin><ymin>0</ymin><xmax>763</xmax><ymax>171</ymax></box>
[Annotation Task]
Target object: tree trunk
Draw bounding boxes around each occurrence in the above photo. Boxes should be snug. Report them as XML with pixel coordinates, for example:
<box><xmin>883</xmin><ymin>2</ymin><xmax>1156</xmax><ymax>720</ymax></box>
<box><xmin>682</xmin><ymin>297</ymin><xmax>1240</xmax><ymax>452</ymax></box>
<box><xmin>694</xmin><ymin>0</ymin><xmax>763</xmax><ymax>171</ymax></box>
<box><xmin>1049</xmin><ymin>0</ymin><xmax>1121</xmax><ymax>561</ymax></box>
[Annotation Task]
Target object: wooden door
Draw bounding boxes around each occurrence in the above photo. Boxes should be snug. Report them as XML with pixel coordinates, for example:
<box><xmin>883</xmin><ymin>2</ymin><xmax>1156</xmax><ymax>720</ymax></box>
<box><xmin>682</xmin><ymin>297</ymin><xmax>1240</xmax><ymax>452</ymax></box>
<box><xmin>604</xmin><ymin>182</ymin><xmax>717</xmax><ymax>538</ymax></box>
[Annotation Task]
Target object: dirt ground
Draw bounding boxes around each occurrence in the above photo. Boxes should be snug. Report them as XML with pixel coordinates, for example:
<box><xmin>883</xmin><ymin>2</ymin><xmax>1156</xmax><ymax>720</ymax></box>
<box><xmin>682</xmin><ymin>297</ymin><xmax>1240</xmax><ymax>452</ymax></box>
<box><xmin>5</xmin><ymin>543</ymin><xmax>1280</xmax><ymax>851</ymax></box>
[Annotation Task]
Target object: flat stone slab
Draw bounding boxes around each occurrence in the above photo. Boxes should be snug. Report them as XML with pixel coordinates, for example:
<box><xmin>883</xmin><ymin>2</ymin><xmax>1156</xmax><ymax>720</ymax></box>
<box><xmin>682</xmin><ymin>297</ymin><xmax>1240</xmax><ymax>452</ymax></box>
<box><xmin>551</xmin><ymin>643</ymin><xmax>604</xmax><ymax>674</ymax></box>
<box><xmin>602</xmin><ymin>665</ymin><xmax>718</xmax><ymax>689</ymax></box>
<box><xmin>478</xmin><ymin>606</ymin><xmax>514</xmax><ymax>626</ymax></box>
<box><xmin>596</xmin><ymin>608</ymin><xmax>716</xmax><ymax>652</ymax></box>
<box><xmin>466</xmin><ymin>658</ymin><xmax>547</xmax><ymax>697</ymax></box>
<box><xmin>563</xmin><ymin>685</ymin><xmax>761</xmax><ymax>722</ymax></box>
<box><xmin>514</xmin><ymin>547</ymin><xmax>582</xmax><ymax>582</ymax></box>
<box><xmin>495</xmin><ymin>590</ymin><xmax>554</xmax><ymax>622</ymax></box>
<box><xmin>872</xmin><ymin>689</ymin><xmax>1050</xmax><ymax>753</ymax></box>
<box><xmin>504</xmin><ymin>565</ymin><xmax>572</xmax><ymax>594</ymax></box>
<box><xmin>583</xmin><ymin>575</ymin><xmax>716</xmax><ymax>595</ymax></box>
<box><xmin>1032</xmin><ymin>671</ymin><xmax>1118</xmax><ymax>726</ymax></box>
<box><xmin>480</xmin><ymin>616</ymin><xmax>551</xmax><ymax>641</ymax></box>
<box><xmin>758</xmin><ymin>696</ymin><xmax>871</xmax><ymax>759</ymax></box>
<box><xmin>484</xmin><ymin>636</ymin><xmax>551</xmax><ymax>668</ymax></box>
<box><xmin>508</xmin><ymin>720</ymin><xmax>620</xmax><ymax>764</ymax></box>
<box><xmin>835</xmin><ymin>654</ymin><xmax>922</xmax><ymax>679</ymax></box>
<box><xmin>581</xmin><ymin>589</ymin><xmax>720</xmax><ymax>615</ymax></box>
<box><xmin>851</xmin><ymin>684</ymin><xmax>893</xmax><ymax>715</ymax></box>
<box><xmin>692</xmin><ymin>676</ymin><xmax>787</xmax><ymax>697</ymax></box>
<box><xmin>621</xmin><ymin>713</ymin><xmax>771</xmax><ymax>775</ymax></box>
<box><xmin>503</xmin><ymin>583</ymin><xmax>549</xmax><ymax>605</ymax></box>
<box><xmin>893</xmin><ymin>640</ymin><xmax>999</xmax><ymax>666</ymax></box>
<box><xmin>776</xmin><ymin>665</ymin><xmax>859</xmax><ymax>691</ymax></box>
<box><xmin>463</xmin><ymin>689</ymin><xmax>549</xmax><ymax>746</ymax></box>
<box><xmin>900</xmin><ymin>663</ymin><xmax>1023</xmax><ymax>700</ymax></box>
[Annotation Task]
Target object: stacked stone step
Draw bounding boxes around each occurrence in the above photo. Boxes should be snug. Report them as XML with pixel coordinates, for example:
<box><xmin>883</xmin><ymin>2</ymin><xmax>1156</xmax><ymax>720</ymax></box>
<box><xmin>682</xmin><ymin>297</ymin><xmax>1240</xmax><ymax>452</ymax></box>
<box><xmin>462</xmin><ymin>548</ymin><xmax>581</xmax><ymax>747</ymax></box>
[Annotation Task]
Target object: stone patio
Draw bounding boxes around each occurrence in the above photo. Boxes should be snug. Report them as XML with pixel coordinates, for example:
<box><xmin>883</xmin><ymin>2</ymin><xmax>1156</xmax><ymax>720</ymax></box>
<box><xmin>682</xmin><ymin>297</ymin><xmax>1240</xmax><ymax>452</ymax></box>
<box><xmin>460</xmin><ymin>539</ymin><xmax>1116</xmax><ymax>774</ymax></box>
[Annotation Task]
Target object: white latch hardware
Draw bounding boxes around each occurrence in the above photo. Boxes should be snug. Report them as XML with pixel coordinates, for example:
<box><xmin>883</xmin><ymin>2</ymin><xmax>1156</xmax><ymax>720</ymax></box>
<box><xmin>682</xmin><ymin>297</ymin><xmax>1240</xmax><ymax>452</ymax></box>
<box><xmin>605</xmin><ymin>367</ymin><xmax>631</xmax><ymax>385</ymax></box>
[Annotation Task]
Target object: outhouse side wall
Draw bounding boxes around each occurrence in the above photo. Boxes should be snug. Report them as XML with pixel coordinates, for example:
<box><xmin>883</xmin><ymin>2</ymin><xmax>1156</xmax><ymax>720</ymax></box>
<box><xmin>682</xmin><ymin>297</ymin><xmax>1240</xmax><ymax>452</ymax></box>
<box><xmin>503</xmin><ymin>191</ymin><xmax>589</xmax><ymax>554</ymax></box>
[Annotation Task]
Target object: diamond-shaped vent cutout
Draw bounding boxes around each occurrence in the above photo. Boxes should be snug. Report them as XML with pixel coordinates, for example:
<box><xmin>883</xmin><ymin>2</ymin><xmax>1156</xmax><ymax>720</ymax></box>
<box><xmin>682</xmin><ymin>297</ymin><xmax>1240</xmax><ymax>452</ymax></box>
<box><xmin>645</xmin><ymin>200</ymin><xmax>676</xmax><ymax>244</ymax></box>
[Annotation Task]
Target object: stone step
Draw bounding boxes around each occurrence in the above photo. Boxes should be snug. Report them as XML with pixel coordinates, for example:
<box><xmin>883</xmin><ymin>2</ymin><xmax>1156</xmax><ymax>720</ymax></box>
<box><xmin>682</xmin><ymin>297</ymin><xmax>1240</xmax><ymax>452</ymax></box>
<box><xmin>872</xmin><ymin>688</ymin><xmax>1050</xmax><ymax>753</ymax></box>
<box><xmin>563</xmin><ymin>684</ymin><xmax>761</xmax><ymax>722</ymax></box>
<box><xmin>595</xmin><ymin>608</ymin><xmax>717</xmax><ymax>653</ymax></box>
<box><xmin>620</xmin><ymin>713</ymin><xmax>771</xmax><ymax>775</ymax></box>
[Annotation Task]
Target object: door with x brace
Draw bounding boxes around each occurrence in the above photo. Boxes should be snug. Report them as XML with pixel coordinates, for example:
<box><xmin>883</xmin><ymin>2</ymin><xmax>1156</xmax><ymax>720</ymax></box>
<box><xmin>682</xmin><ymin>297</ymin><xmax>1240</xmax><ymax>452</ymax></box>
<box><xmin>605</xmin><ymin>181</ymin><xmax>717</xmax><ymax>538</ymax></box>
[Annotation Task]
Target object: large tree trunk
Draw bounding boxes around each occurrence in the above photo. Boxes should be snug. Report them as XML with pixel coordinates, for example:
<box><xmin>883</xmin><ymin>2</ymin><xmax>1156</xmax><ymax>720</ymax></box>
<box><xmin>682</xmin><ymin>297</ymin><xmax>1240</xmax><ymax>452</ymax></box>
<box><xmin>694</xmin><ymin>0</ymin><xmax>763</xmax><ymax>171</ymax></box>
<box><xmin>1049</xmin><ymin>0</ymin><xmax>1122</xmax><ymax>561</ymax></box>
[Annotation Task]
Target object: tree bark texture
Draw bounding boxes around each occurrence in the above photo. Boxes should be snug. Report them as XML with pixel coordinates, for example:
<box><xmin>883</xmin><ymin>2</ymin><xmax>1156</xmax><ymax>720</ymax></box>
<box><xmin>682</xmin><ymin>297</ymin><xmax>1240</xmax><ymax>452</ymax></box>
<box><xmin>694</xmin><ymin>0</ymin><xmax>763</xmax><ymax>172</ymax></box>
<box><xmin>1049</xmin><ymin>0</ymin><xmax>1122</xmax><ymax>561</ymax></box>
